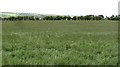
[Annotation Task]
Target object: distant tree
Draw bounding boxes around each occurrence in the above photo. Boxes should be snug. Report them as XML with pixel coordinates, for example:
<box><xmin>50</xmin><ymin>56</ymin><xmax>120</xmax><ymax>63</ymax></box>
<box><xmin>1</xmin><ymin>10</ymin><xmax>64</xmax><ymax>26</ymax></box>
<box><xmin>109</xmin><ymin>15</ymin><xmax>120</xmax><ymax>20</ymax></box>
<box><xmin>77</xmin><ymin>16</ymin><xmax>81</xmax><ymax>20</ymax></box>
<box><xmin>90</xmin><ymin>15</ymin><xmax>94</xmax><ymax>20</ymax></box>
<box><xmin>29</xmin><ymin>16</ymin><xmax>35</xmax><ymax>20</ymax></box>
<box><xmin>72</xmin><ymin>16</ymin><xmax>77</xmax><ymax>20</ymax></box>
<box><xmin>63</xmin><ymin>16</ymin><xmax>67</xmax><ymax>20</ymax></box>
<box><xmin>98</xmin><ymin>15</ymin><xmax>104</xmax><ymax>19</ymax></box>
<box><xmin>110</xmin><ymin>15</ymin><xmax>115</xmax><ymax>20</ymax></box>
<box><xmin>114</xmin><ymin>15</ymin><xmax>120</xmax><ymax>20</ymax></box>
<box><xmin>84</xmin><ymin>15</ymin><xmax>91</xmax><ymax>20</ymax></box>
<box><xmin>43</xmin><ymin>16</ymin><xmax>48</xmax><ymax>20</ymax></box>
<box><xmin>94</xmin><ymin>16</ymin><xmax>101</xmax><ymax>20</ymax></box>
<box><xmin>3</xmin><ymin>18</ymin><xmax>8</xmax><ymax>21</ymax></box>
<box><xmin>8</xmin><ymin>17</ymin><xmax>16</xmax><ymax>21</ymax></box>
<box><xmin>67</xmin><ymin>16</ymin><xmax>71</xmax><ymax>20</ymax></box>
<box><xmin>80</xmin><ymin>16</ymin><xmax>84</xmax><ymax>20</ymax></box>
<box><xmin>35</xmin><ymin>17</ymin><xmax>40</xmax><ymax>20</ymax></box>
<box><xmin>105</xmin><ymin>16</ymin><xmax>110</xmax><ymax>20</ymax></box>
<box><xmin>56</xmin><ymin>16</ymin><xmax>62</xmax><ymax>20</ymax></box>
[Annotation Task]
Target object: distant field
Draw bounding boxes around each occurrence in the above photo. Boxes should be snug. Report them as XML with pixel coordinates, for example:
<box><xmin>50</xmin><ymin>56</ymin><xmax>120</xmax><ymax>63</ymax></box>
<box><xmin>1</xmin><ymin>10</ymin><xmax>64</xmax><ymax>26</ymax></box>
<box><xmin>2</xmin><ymin>20</ymin><xmax>118</xmax><ymax>65</ymax></box>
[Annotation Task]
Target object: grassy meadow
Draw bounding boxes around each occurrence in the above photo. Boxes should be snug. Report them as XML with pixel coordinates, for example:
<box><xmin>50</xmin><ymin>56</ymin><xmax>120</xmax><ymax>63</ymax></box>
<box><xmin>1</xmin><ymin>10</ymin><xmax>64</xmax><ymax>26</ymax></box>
<box><xmin>0</xmin><ymin>21</ymin><xmax>2</xmax><ymax>66</ymax></box>
<box><xmin>2</xmin><ymin>20</ymin><xmax>118</xmax><ymax>65</ymax></box>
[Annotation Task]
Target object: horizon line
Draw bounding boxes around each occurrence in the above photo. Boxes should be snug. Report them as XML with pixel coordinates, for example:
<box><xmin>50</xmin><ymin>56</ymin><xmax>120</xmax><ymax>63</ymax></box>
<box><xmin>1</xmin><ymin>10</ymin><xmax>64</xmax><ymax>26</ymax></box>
<box><xmin>0</xmin><ymin>11</ymin><xmax>119</xmax><ymax>17</ymax></box>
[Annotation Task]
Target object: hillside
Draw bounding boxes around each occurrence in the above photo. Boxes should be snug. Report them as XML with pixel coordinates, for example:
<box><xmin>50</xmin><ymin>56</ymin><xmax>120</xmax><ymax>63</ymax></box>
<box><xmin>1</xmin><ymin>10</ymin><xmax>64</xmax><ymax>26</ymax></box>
<box><xmin>0</xmin><ymin>12</ymin><xmax>55</xmax><ymax>18</ymax></box>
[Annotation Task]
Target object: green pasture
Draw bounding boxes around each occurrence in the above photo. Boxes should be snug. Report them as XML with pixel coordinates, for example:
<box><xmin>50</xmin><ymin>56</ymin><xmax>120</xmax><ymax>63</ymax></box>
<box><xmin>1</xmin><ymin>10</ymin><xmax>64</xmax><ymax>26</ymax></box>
<box><xmin>2</xmin><ymin>20</ymin><xmax>118</xmax><ymax>65</ymax></box>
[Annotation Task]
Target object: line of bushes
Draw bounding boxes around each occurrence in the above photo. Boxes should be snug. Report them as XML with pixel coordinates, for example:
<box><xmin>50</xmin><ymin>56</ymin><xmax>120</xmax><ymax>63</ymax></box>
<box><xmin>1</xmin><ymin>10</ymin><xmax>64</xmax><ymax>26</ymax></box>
<box><xmin>43</xmin><ymin>15</ymin><xmax>120</xmax><ymax>20</ymax></box>
<box><xmin>0</xmin><ymin>16</ymin><xmax>40</xmax><ymax>21</ymax></box>
<box><xmin>0</xmin><ymin>15</ymin><xmax>120</xmax><ymax>21</ymax></box>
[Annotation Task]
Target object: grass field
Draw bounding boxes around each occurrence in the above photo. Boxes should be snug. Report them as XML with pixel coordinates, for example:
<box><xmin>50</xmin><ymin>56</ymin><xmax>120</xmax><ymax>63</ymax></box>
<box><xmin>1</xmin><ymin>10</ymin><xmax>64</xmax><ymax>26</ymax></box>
<box><xmin>0</xmin><ymin>21</ymin><xmax>2</xmax><ymax>66</ymax></box>
<box><xmin>2</xmin><ymin>20</ymin><xmax>118</xmax><ymax>65</ymax></box>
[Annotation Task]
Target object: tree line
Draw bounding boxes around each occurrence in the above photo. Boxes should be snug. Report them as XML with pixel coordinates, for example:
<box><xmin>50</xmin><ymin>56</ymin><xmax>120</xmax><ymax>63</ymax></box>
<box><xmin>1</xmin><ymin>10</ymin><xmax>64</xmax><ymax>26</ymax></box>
<box><xmin>0</xmin><ymin>15</ymin><xmax>120</xmax><ymax>21</ymax></box>
<box><xmin>0</xmin><ymin>16</ymin><xmax>40</xmax><ymax>21</ymax></box>
<box><xmin>43</xmin><ymin>15</ymin><xmax>120</xmax><ymax>20</ymax></box>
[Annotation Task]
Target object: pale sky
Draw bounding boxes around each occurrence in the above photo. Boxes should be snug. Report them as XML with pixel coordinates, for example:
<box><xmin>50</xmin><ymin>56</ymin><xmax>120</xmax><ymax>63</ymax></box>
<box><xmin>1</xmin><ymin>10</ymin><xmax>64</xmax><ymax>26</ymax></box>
<box><xmin>0</xmin><ymin>0</ymin><xmax>119</xmax><ymax>16</ymax></box>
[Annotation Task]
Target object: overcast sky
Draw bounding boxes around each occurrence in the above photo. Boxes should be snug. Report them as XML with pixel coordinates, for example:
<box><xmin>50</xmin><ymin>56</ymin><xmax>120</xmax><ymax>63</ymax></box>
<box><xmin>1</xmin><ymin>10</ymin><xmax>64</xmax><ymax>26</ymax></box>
<box><xmin>0</xmin><ymin>0</ymin><xmax>119</xmax><ymax>16</ymax></box>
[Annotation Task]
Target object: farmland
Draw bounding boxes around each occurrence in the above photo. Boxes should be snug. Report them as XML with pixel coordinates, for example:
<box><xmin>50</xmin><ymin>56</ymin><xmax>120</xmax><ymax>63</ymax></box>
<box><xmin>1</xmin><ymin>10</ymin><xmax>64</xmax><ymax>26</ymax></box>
<box><xmin>2</xmin><ymin>20</ymin><xmax>118</xmax><ymax>65</ymax></box>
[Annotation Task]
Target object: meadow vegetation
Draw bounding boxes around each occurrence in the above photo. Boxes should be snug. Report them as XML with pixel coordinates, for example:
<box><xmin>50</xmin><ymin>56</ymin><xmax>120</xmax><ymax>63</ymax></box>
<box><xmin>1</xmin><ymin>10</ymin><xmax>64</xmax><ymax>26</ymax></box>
<box><xmin>2</xmin><ymin>20</ymin><xmax>118</xmax><ymax>65</ymax></box>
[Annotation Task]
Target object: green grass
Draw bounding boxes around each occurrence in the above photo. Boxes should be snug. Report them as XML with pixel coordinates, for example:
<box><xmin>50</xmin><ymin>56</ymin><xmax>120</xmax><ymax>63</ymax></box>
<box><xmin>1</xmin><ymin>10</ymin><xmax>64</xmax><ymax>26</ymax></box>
<box><xmin>0</xmin><ymin>21</ymin><xmax>2</xmax><ymax>66</ymax></box>
<box><xmin>2</xmin><ymin>20</ymin><xmax>118</xmax><ymax>65</ymax></box>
